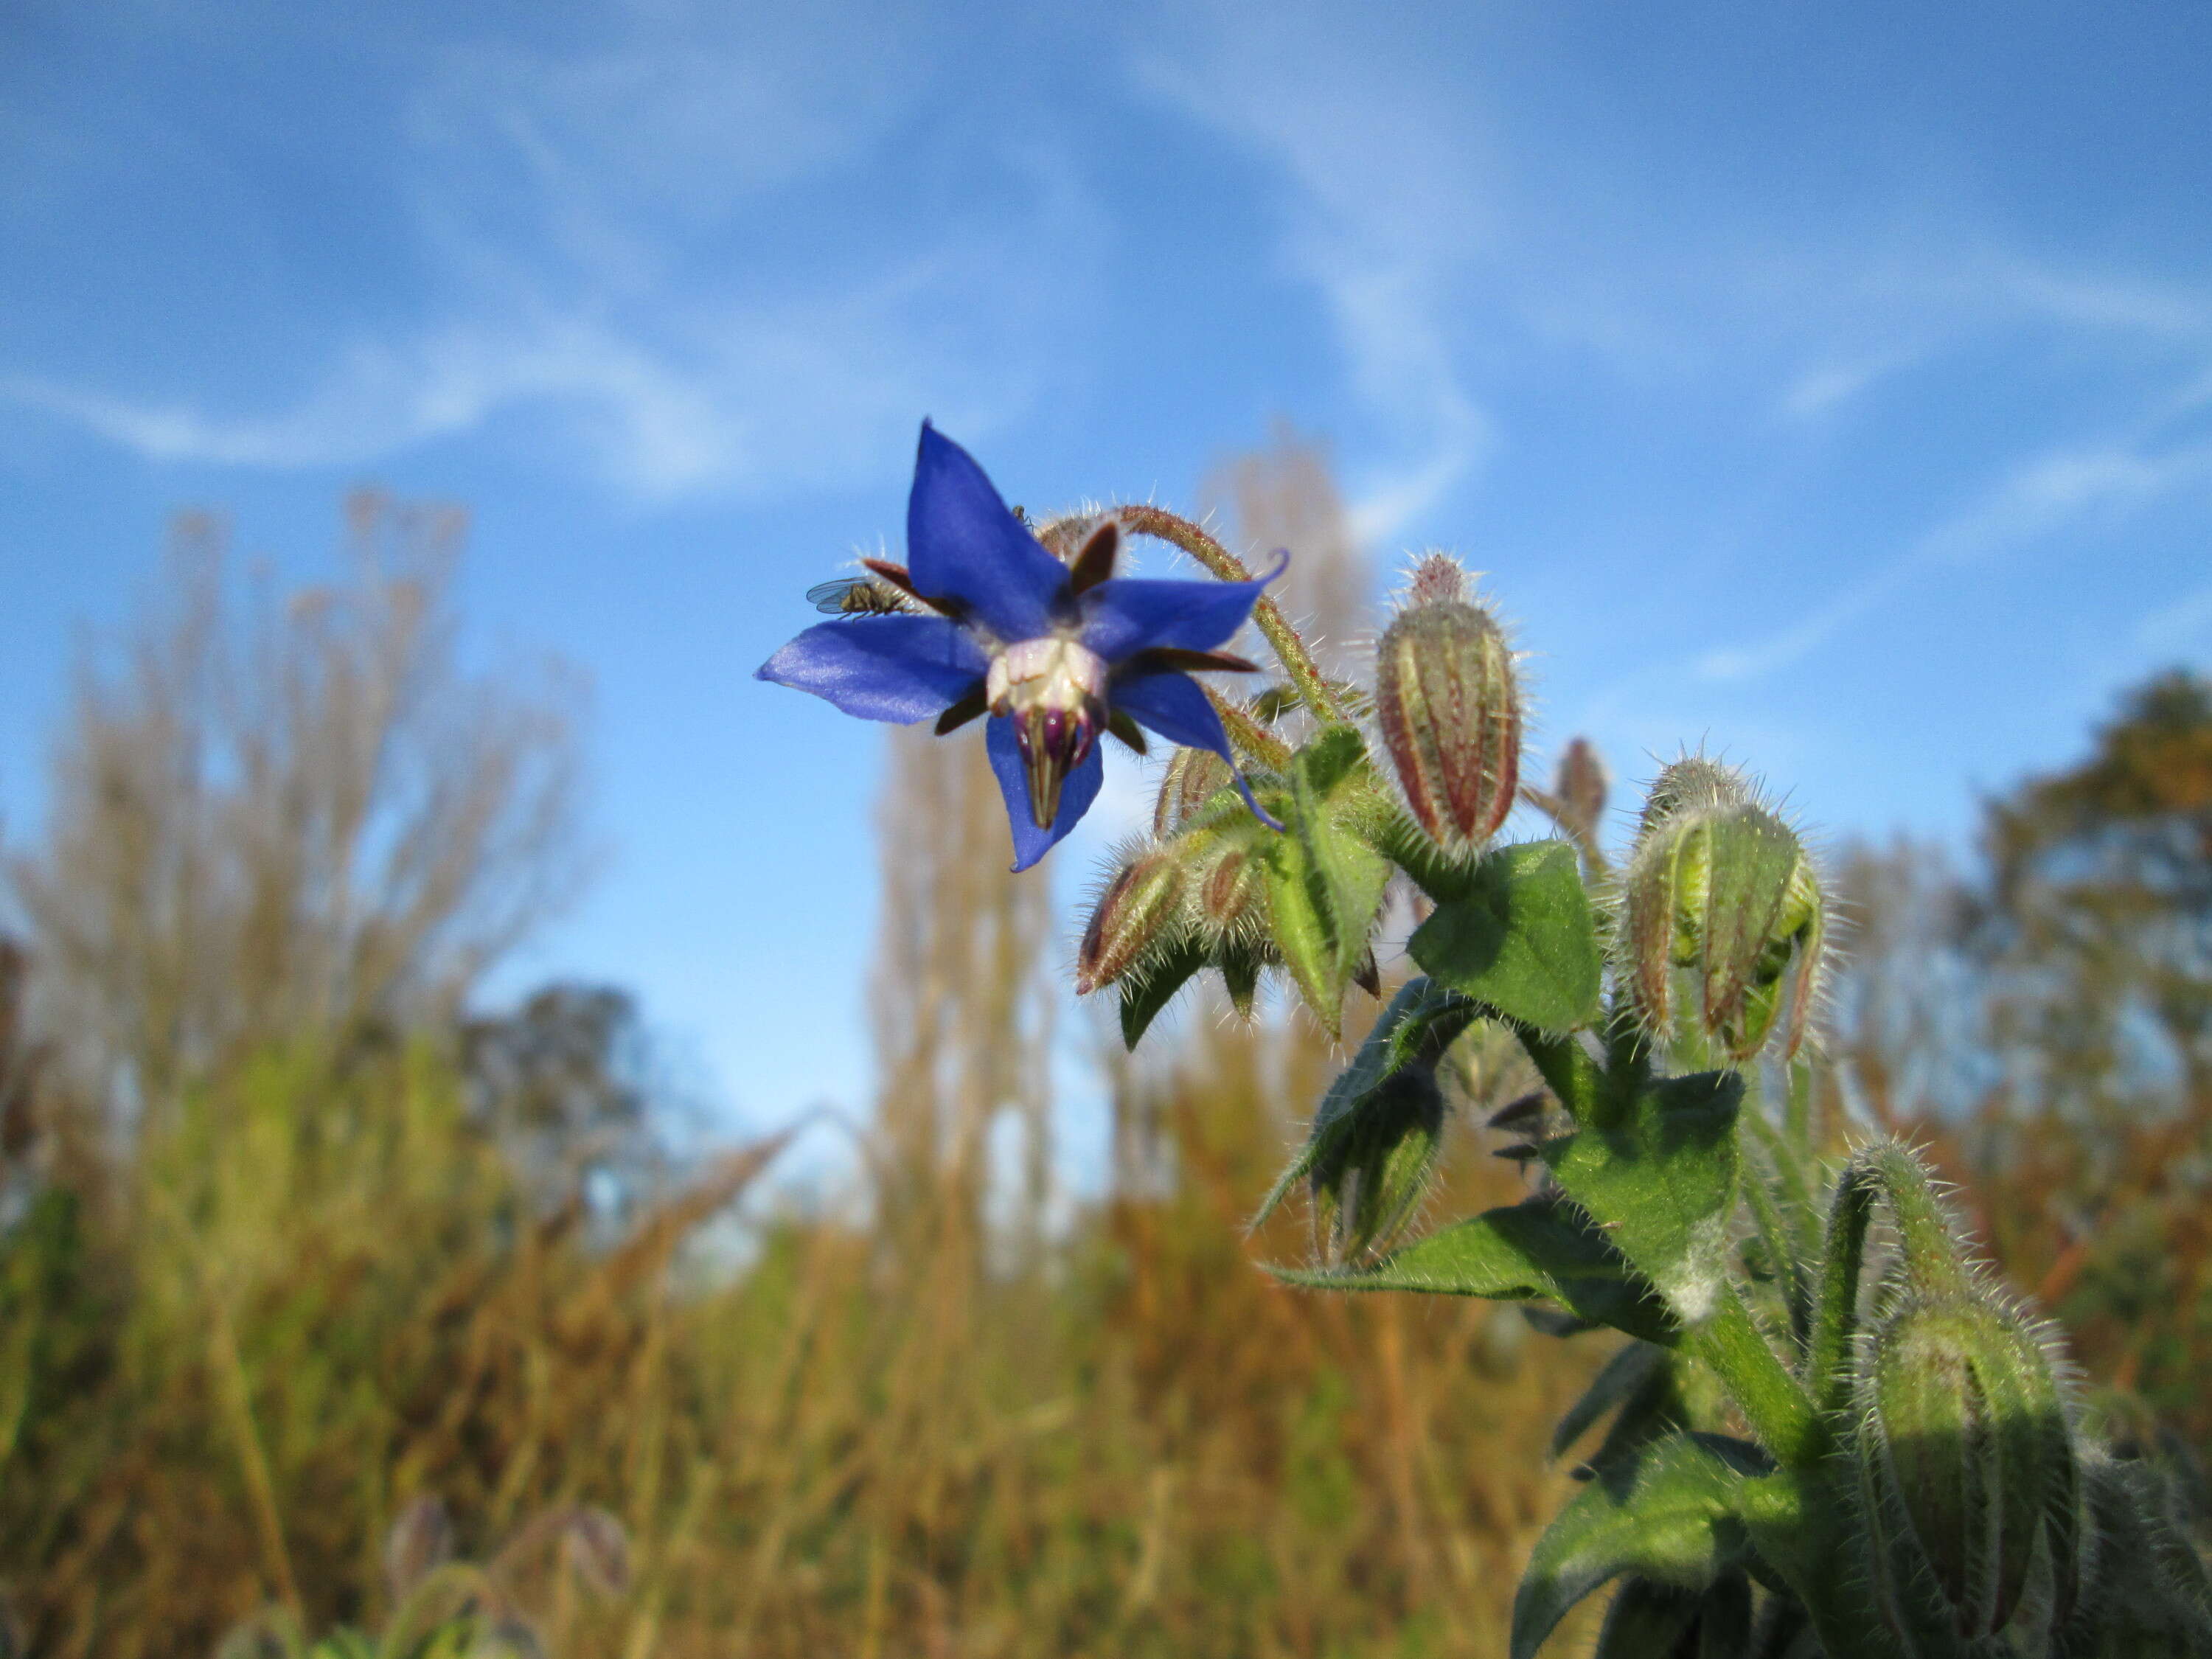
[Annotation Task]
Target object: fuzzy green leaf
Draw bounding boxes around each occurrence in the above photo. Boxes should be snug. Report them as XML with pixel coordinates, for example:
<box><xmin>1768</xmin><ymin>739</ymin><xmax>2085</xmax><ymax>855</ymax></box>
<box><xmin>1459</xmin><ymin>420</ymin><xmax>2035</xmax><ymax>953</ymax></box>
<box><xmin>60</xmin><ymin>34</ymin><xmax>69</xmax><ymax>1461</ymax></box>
<box><xmin>1269</xmin><ymin>1197</ymin><xmax>1677</xmax><ymax>1346</ymax></box>
<box><xmin>1409</xmin><ymin>839</ymin><xmax>1602</xmax><ymax>1033</ymax></box>
<box><xmin>1512</xmin><ymin>1433</ymin><xmax>1761</xmax><ymax>1659</ymax></box>
<box><xmin>1541</xmin><ymin>1071</ymin><xmax>1744</xmax><ymax>1326</ymax></box>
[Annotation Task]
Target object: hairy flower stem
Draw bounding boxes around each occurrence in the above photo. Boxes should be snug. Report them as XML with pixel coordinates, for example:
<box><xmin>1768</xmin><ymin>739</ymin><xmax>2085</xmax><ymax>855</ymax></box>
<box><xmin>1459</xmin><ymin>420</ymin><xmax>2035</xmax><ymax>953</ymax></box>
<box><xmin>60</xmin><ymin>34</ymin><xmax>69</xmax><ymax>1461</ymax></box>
<box><xmin>1689</xmin><ymin>1289</ymin><xmax>1826</xmax><ymax>1467</ymax></box>
<box><xmin>1116</xmin><ymin>505</ymin><xmax>1352</xmax><ymax>725</ymax></box>
<box><xmin>1809</xmin><ymin>1158</ymin><xmax>1877</xmax><ymax>1419</ymax></box>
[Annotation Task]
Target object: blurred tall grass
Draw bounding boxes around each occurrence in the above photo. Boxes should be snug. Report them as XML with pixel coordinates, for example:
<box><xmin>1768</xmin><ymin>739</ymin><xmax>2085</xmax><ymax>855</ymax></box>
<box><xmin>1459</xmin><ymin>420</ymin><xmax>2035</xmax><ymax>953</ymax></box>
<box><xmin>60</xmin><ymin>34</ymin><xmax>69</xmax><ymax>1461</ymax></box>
<box><xmin>1</xmin><ymin>456</ymin><xmax>2205</xmax><ymax>1656</ymax></box>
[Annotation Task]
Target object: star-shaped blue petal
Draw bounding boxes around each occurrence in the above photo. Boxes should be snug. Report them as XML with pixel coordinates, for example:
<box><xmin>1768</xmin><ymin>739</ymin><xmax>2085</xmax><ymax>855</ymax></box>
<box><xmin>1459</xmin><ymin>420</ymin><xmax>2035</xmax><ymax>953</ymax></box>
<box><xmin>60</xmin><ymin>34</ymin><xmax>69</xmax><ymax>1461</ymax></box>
<box><xmin>757</xmin><ymin>422</ymin><xmax>1284</xmax><ymax>869</ymax></box>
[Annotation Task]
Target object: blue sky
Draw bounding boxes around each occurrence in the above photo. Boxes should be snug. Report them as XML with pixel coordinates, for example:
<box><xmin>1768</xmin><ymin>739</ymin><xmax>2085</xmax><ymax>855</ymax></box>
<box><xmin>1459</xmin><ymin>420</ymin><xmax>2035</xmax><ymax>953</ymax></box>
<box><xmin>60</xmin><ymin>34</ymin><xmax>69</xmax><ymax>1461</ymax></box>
<box><xmin>5</xmin><ymin>1</ymin><xmax>2211</xmax><ymax>1143</ymax></box>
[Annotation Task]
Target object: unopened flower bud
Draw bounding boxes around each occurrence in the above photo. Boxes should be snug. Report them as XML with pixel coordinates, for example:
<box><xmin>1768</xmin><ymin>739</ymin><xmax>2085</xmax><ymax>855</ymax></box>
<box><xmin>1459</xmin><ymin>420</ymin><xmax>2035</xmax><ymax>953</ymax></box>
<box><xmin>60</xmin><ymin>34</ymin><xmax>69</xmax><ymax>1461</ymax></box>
<box><xmin>1374</xmin><ymin>560</ymin><xmax>1521</xmax><ymax>851</ymax></box>
<box><xmin>1076</xmin><ymin>846</ymin><xmax>1188</xmax><ymax>995</ymax></box>
<box><xmin>1859</xmin><ymin>1295</ymin><xmax>2080</xmax><ymax>1641</ymax></box>
<box><xmin>1554</xmin><ymin>737</ymin><xmax>1608</xmax><ymax>842</ymax></box>
<box><xmin>1621</xmin><ymin>794</ymin><xmax>1823</xmax><ymax>1064</ymax></box>
<box><xmin>1405</xmin><ymin>550</ymin><xmax>1470</xmax><ymax>606</ymax></box>
<box><xmin>1197</xmin><ymin>844</ymin><xmax>1262</xmax><ymax>932</ymax></box>
<box><xmin>1253</xmin><ymin>980</ymin><xmax>1477</xmax><ymax>1264</ymax></box>
<box><xmin>1154</xmin><ymin>746</ymin><xmax>1234</xmax><ymax>835</ymax></box>
<box><xmin>1637</xmin><ymin>754</ymin><xmax>1750</xmax><ymax>840</ymax></box>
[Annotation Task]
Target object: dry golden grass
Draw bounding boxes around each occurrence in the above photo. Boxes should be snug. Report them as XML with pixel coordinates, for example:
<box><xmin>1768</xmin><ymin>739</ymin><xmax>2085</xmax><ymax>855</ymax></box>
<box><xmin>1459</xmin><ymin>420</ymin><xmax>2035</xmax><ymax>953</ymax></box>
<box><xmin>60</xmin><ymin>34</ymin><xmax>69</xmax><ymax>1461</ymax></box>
<box><xmin>0</xmin><ymin>987</ymin><xmax>1604</xmax><ymax>1658</ymax></box>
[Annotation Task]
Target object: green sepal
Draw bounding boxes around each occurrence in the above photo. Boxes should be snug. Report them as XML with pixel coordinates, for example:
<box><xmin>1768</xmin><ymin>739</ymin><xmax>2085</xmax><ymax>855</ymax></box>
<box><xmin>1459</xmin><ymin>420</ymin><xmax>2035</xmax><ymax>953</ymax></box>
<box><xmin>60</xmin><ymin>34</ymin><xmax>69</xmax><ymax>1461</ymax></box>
<box><xmin>1117</xmin><ymin>932</ymin><xmax>1208</xmax><ymax>1049</ymax></box>
<box><xmin>1262</xmin><ymin>727</ymin><xmax>1391</xmax><ymax>1035</ymax></box>
<box><xmin>1217</xmin><ymin>937</ymin><xmax>1263</xmax><ymax>1017</ymax></box>
<box><xmin>1540</xmin><ymin>1070</ymin><xmax>1744</xmax><ymax>1327</ymax></box>
<box><xmin>1512</xmin><ymin>1433</ymin><xmax>1764</xmax><ymax>1659</ymax></box>
<box><xmin>1268</xmin><ymin>1194</ymin><xmax>1677</xmax><ymax>1348</ymax></box>
<box><xmin>1409</xmin><ymin>839</ymin><xmax>1603</xmax><ymax>1034</ymax></box>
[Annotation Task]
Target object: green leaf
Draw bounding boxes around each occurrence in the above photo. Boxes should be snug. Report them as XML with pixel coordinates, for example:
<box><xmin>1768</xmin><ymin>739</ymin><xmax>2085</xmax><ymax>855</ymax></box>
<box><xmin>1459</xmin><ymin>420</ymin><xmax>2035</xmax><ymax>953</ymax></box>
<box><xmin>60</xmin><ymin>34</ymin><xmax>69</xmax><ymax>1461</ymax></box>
<box><xmin>1541</xmin><ymin>1071</ymin><xmax>1743</xmax><ymax>1326</ymax></box>
<box><xmin>1410</xmin><ymin>839</ymin><xmax>1602</xmax><ymax>1033</ymax></box>
<box><xmin>1118</xmin><ymin>933</ymin><xmax>1208</xmax><ymax>1048</ymax></box>
<box><xmin>1512</xmin><ymin>1433</ymin><xmax>1761</xmax><ymax>1659</ymax></box>
<box><xmin>1268</xmin><ymin>1196</ymin><xmax>1677</xmax><ymax>1347</ymax></box>
<box><xmin>1551</xmin><ymin>1339</ymin><xmax>1669</xmax><ymax>1461</ymax></box>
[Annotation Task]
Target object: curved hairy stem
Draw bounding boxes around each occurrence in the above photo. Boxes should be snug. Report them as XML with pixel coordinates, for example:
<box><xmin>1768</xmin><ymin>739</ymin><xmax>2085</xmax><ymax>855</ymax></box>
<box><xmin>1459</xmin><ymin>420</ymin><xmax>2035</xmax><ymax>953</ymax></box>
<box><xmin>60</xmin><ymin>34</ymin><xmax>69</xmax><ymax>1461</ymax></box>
<box><xmin>1807</xmin><ymin>1156</ymin><xmax>1878</xmax><ymax>1419</ymax></box>
<box><xmin>1116</xmin><ymin>504</ymin><xmax>1351</xmax><ymax>724</ymax></box>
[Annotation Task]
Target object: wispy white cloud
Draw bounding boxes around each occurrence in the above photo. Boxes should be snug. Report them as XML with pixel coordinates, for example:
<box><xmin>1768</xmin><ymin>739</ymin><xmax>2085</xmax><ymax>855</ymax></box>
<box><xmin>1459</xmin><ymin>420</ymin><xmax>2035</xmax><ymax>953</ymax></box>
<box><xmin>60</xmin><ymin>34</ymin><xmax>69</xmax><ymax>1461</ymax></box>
<box><xmin>1131</xmin><ymin>3</ymin><xmax>1503</xmax><ymax>546</ymax></box>
<box><xmin>1</xmin><ymin>0</ymin><xmax>1096</xmax><ymax>500</ymax></box>
<box><xmin>1778</xmin><ymin>351</ymin><xmax>1924</xmax><ymax>422</ymax></box>
<box><xmin>1698</xmin><ymin>428</ymin><xmax>2212</xmax><ymax>683</ymax></box>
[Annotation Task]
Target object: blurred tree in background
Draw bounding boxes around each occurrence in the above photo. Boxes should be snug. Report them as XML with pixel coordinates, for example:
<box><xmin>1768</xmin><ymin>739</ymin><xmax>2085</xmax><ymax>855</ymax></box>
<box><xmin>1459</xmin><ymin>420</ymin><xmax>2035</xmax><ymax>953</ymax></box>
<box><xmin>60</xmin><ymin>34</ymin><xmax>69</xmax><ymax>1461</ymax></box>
<box><xmin>1830</xmin><ymin>667</ymin><xmax>2212</xmax><ymax>1444</ymax></box>
<box><xmin>10</xmin><ymin>493</ymin><xmax>583</xmax><ymax>1123</ymax></box>
<box><xmin>0</xmin><ymin>460</ymin><xmax>2204</xmax><ymax>1657</ymax></box>
<box><xmin>1977</xmin><ymin>668</ymin><xmax>2212</xmax><ymax>1111</ymax></box>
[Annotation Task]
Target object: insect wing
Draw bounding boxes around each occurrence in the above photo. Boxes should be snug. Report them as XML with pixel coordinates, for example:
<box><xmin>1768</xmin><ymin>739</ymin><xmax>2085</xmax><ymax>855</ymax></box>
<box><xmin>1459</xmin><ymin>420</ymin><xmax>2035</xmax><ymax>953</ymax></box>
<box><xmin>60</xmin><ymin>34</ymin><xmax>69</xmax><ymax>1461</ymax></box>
<box><xmin>807</xmin><ymin>578</ymin><xmax>868</xmax><ymax>614</ymax></box>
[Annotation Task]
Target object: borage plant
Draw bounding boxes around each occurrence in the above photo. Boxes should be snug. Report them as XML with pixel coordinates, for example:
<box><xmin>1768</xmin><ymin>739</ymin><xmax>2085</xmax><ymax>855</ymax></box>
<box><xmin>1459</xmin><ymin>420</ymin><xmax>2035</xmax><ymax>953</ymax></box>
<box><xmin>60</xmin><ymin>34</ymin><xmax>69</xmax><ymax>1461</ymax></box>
<box><xmin>761</xmin><ymin>425</ymin><xmax>2212</xmax><ymax>1659</ymax></box>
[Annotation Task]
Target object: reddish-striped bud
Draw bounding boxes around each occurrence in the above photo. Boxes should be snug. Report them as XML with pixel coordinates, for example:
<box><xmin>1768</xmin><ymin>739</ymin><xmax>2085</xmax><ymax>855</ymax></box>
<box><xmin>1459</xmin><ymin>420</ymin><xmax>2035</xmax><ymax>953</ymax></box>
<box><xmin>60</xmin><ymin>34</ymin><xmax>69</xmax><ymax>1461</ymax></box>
<box><xmin>1197</xmin><ymin>844</ymin><xmax>1263</xmax><ymax>932</ymax></box>
<box><xmin>1076</xmin><ymin>846</ymin><xmax>1188</xmax><ymax>994</ymax></box>
<box><xmin>1374</xmin><ymin>558</ymin><xmax>1521</xmax><ymax>852</ymax></box>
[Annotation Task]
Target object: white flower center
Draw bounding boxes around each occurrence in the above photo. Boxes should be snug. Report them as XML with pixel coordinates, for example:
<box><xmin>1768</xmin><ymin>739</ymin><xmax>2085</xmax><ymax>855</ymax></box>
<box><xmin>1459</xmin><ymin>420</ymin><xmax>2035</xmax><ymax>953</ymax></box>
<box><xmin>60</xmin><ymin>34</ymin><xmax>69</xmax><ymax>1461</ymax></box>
<box><xmin>987</xmin><ymin>636</ymin><xmax>1108</xmax><ymax>714</ymax></box>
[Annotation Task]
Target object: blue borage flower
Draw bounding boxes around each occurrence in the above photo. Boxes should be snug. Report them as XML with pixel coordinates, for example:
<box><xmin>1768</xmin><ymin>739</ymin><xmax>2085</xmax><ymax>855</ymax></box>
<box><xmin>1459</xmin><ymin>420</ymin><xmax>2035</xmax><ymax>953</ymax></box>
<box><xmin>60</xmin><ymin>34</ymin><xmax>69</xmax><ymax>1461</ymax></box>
<box><xmin>759</xmin><ymin>422</ymin><xmax>1284</xmax><ymax>870</ymax></box>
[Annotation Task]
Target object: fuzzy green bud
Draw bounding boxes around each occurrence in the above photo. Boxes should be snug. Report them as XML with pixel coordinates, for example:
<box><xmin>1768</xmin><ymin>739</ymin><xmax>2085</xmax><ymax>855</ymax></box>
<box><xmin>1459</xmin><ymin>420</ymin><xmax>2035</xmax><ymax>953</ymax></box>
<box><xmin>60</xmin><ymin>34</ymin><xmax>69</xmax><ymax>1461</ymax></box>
<box><xmin>1859</xmin><ymin>1295</ymin><xmax>2081</xmax><ymax>1642</ymax></box>
<box><xmin>1374</xmin><ymin>557</ymin><xmax>1521</xmax><ymax>852</ymax></box>
<box><xmin>1637</xmin><ymin>755</ymin><xmax>1750</xmax><ymax>840</ymax></box>
<box><xmin>1253</xmin><ymin>980</ymin><xmax>1476</xmax><ymax>1265</ymax></box>
<box><xmin>1076</xmin><ymin>845</ymin><xmax>1189</xmax><ymax>995</ymax></box>
<box><xmin>1621</xmin><ymin>792</ymin><xmax>1823</xmax><ymax>1064</ymax></box>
